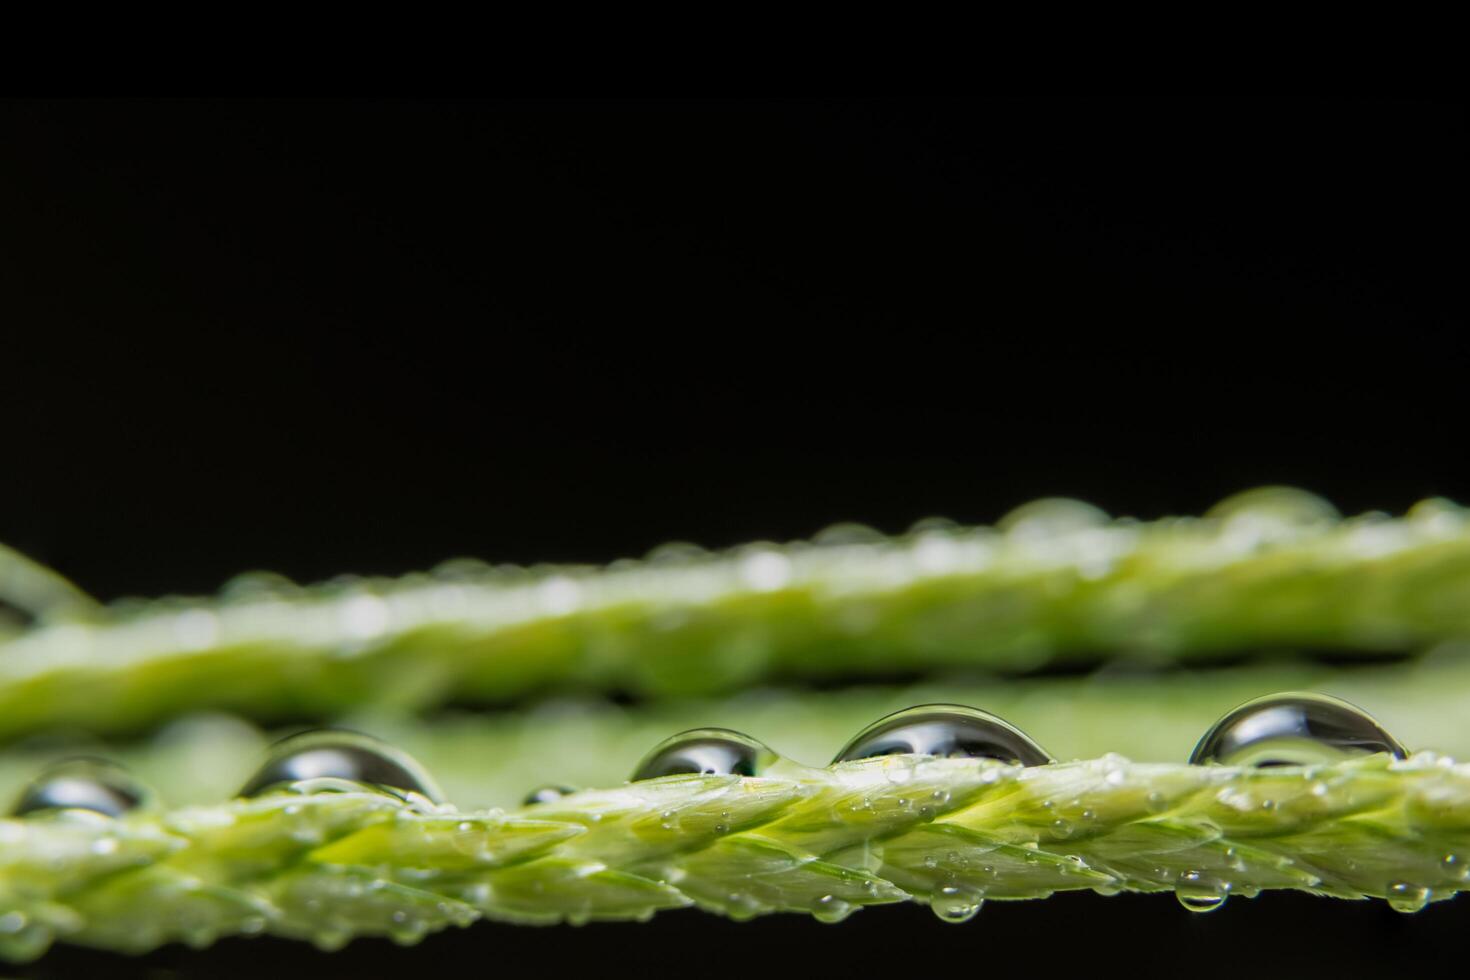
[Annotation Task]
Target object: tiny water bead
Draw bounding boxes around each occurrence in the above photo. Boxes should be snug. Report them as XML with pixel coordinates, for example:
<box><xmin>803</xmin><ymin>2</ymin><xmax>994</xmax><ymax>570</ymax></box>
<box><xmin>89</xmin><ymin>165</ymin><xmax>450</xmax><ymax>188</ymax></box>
<box><xmin>831</xmin><ymin>705</ymin><xmax>1052</xmax><ymax>766</ymax></box>
<box><xmin>522</xmin><ymin>785</ymin><xmax>576</xmax><ymax>806</ymax></box>
<box><xmin>1189</xmin><ymin>692</ymin><xmax>1407</xmax><ymax>767</ymax></box>
<box><xmin>632</xmin><ymin>729</ymin><xmax>776</xmax><ymax>781</ymax></box>
<box><xmin>10</xmin><ymin>758</ymin><xmax>147</xmax><ymax>818</ymax></box>
<box><xmin>239</xmin><ymin>730</ymin><xmax>443</xmax><ymax>801</ymax></box>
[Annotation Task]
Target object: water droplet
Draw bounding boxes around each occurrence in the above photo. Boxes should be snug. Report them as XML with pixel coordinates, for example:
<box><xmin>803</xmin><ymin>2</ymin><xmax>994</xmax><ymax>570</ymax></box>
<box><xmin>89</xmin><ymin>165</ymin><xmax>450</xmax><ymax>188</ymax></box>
<box><xmin>1387</xmin><ymin>882</ymin><xmax>1429</xmax><ymax>913</ymax></box>
<box><xmin>998</xmin><ymin>498</ymin><xmax>1109</xmax><ymax>540</ymax></box>
<box><xmin>1177</xmin><ymin>893</ymin><xmax>1226</xmax><ymax>913</ymax></box>
<box><xmin>1189</xmin><ymin>692</ymin><xmax>1407</xmax><ymax>767</ymax></box>
<box><xmin>10</xmin><ymin>758</ymin><xmax>148</xmax><ymax>818</ymax></box>
<box><xmin>1207</xmin><ymin>487</ymin><xmax>1338</xmax><ymax>527</ymax></box>
<box><xmin>522</xmin><ymin>785</ymin><xmax>576</xmax><ymax>806</ymax></box>
<box><xmin>239</xmin><ymin>730</ymin><xmax>443</xmax><ymax>801</ymax></box>
<box><xmin>811</xmin><ymin>894</ymin><xmax>852</xmax><ymax>924</ymax></box>
<box><xmin>830</xmin><ymin>704</ymin><xmax>1052</xmax><ymax>766</ymax></box>
<box><xmin>931</xmin><ymin>886</ymin><xmax>983</xmax><ymax>923</ymax></box>
<box><xmin>738</xmin><ymin>550</ymin><xmax>792</xmax><ymax>591</ymax></box>
<box><xmin>632</xmin><ymin>729</ymin><xmax>777</xmax><ymax>780</ymax></box>
<box><xmin>1176</xmin><ymin>870</ymin><xmax>1226</xmax><ymax>912</ymax></box>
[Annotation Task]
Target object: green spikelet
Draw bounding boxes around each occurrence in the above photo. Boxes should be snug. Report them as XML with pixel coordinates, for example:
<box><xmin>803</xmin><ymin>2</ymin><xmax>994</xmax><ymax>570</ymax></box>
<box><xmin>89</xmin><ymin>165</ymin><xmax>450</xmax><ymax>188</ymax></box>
<box><xmin>2</xmin><ymin>753</ymin><xmax>1467</xmax><ymax>960</ymax></box>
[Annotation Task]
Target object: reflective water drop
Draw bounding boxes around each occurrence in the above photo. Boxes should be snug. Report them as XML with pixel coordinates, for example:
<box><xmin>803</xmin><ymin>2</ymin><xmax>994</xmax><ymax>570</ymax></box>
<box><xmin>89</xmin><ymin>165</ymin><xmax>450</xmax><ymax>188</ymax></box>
<box><xmin>239</xmin><ymin>730</ymin><xmax>443</xmax><ymax>801</ymax></box>
<box><xmin>1207</xmin><ymin>487</ymin><xmax>1338</xmax><ymax>527</ymax></box>
<box><xmin>1387</xmin><ymin>882</ymin><xmax>1429</xmax><ymax>913</ymax></box>
<box><xmin>1176</xmin><ymin>893</ymin><xmax>1226</xmax><ymax>913</ymax></box>
<box><xmin>10</xmin><ymin>758</ymin><xmax>147</xmax><ymax>818</ymax></box>
<box><xmin>522</xmin><ymin>785</ymin><xmax>576</xmax><ymax>806</ymax></box>
<box><xmin>1189</xmin><ymin>692</ymin><xmax>1407</xmax><ymax>767</ymax></box>
<box><xmin>1175</xmin><ymin>870</ymin><xmax>1226</xmax><ymax>913</ymax></box>
<box><xmin>811</xmin><ymin>894</ymin><xmax>853</xmax><ymax>924</ymax></box>
<box><xmin>831</xmin><ymin>704</ymin><xmax>1052</xmax><ymax>766</ymax></box>
<box><xmin>931</xmin><ymin>886</ymin><xmax>983</xmax><ymax>923</ymax></box>
<box><xmin>632</xmin><ymin>728</ymin><xmax>776</xmax><ymax>781</ymax></box>
<box><xmin>998</xmin><ymin>498</ymin><xmax>1109</xmax><ymax>539</ymax></box>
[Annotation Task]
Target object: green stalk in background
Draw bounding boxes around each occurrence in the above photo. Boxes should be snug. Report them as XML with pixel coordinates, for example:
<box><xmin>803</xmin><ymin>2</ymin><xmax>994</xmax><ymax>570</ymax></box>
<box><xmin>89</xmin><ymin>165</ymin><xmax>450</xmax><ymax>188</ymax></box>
<box><xmin>1</xmin><ymin>488</ymin><xmax>1468</xmax><ymax>741</ymax></box>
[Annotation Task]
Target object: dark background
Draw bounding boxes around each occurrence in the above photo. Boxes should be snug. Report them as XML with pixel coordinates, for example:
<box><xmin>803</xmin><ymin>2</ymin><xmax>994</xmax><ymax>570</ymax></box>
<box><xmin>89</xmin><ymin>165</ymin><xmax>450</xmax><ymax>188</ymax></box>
<box><xmin>0</xmin><ymin>99</ymin><xmax>1464</xmax><ymax>976</ymax></box>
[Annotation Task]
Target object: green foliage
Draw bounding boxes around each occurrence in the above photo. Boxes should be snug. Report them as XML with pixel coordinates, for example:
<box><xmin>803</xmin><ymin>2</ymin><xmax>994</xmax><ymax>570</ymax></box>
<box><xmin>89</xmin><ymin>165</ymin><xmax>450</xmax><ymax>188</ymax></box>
<box><xmin>3</xmin><ymin>488</ymin><xmax>1470</xmax><ymax>960</ymax></box>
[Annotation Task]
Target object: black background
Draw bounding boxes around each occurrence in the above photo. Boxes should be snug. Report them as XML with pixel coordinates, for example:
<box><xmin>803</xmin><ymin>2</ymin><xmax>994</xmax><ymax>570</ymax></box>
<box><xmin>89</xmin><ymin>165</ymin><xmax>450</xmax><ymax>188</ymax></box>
<box><xmin>0</xmin><ymin>98</ymin><xmax>1464</xmax><ymax>976</ymax></box>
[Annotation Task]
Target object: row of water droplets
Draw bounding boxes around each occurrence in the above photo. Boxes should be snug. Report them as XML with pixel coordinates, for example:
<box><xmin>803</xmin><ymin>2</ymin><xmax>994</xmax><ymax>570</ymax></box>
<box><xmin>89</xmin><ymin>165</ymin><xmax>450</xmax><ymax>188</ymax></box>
<box><xmin>523</xmin><ymin>690</ymin><xmax>1420</xmax><ymax>922</ymax></box>
<box><xmin>3</xmin><ymin>692</ymin><xmax>1442</xmax><ymax>925</ymax></box>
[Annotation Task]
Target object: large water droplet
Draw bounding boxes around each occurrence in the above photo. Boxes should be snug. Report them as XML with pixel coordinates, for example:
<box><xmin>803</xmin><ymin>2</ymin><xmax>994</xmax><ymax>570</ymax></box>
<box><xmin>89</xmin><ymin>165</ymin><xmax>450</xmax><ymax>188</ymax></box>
<box><xmin>10</xmin><ymin>758</ymin><xmax>147</xmax><ymax>818</ymax></box>
<box><xmin>831</xmin><ymin>704</ymin><xmax>1052</xmax><ymax>766</ymax></box>
<box><xmin>930</xmin><ymin>886</ymin><xmax>983</xmax><ymax>923</ymax></box>
<box><xmin>1387</xmin><ymin>881</ymin><xmax>1430</xmax><ymax>913</ymax></box>
<box><xmin>522</xmin><ymin>785</ymin><xmax>576</xmax><ymax>806</ymax></box>
<box><xmin>1189</xmin><ymin>692</ymin><xmax>1407</xmax><ymax>767</ymax></box>
<box><xmin>1175</xmin><ymin>870</ymin><xmax>1226</xmax><ymax>912</ymax></box>
<box><xmin>632</xmin><ymin>728</ymin><xmax>776</xmax><ymax>780</ymax></box>
<box><xmin>239</xmin><ymin>730</ymin><xmax>443</xmax><ymax>801</ymax></box>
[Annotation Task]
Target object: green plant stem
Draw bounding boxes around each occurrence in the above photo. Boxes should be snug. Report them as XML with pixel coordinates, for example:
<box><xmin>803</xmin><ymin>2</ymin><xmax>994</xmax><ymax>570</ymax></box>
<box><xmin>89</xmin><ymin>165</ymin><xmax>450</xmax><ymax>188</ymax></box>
<box><xmin>1</xmin><ymin>490</ymin><xmax>1468</xmax><ymax>742</ymax></box>
<box><xmin>2</xmin><ymin>752</ymin><xmax>1466</xmax><ymax>961</ymax></box>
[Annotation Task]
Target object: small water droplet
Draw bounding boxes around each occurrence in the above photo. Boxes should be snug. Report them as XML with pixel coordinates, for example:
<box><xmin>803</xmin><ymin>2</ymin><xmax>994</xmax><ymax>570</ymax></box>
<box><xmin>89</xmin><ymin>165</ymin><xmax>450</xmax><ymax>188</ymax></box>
<box><xmin>830</xmin><ymin>704</ymin><xmax>1051</xmax><ymax>765</ymax></box>
<box><xmin>738</xmin><ymin>550</ymin><xmax>792</xmax><ymax>591</ymax></box>
<box><xmin>10</xmin><ymin>758</ymin><xmax>148</xmax><ymax>818</ymax></box>
<box><xmin>239</xmin><ymin>730</ymin><xmax>442</xmax><ymax>801</ymax></box>
<box><xmin>522</xmin><ymin>785</ymin><xmax>576</xmax><ymax>806</ymax></box>
<box><xmin>1145</xmin><ymin>792</ymin><xmax>1168</xmax><ymax>813</ymax></box>
<box><xmin>632</xmin><ymin>729</ymin><xmax>777</xmax><ymax>780</ymax></box>
<box><xmin>999</xmin><ymin>498</ymin><xmax>1109</xmax><ymax>540</ymax></box>
<box><xmin>1176</xmin><ymin>870</ymin><xmax>1226</xmax><ymax>913</ymax></box>
<box><xmin>1177</xmin><ymin>893</ymin><xmax>1226</xmax><ymax>913</ymax></box>
<box><xmin>1189</xmin><ymin>692</ymin><xmax>1407</xmax><ymax>767</ymax></box>
<box><xmin>1387</xmin><ymin>882</ymin><xmax>1429</xmax><ymax>913</ymax></box>
<box><xmin>931</xmin><ymin>886</ymin><xmax>983</xmax><ymax>923</ymax></box>
<box><xmin>812</xmin><ymin>894</ymin><xmax>852</xmax><ymax>924</ymax></box>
